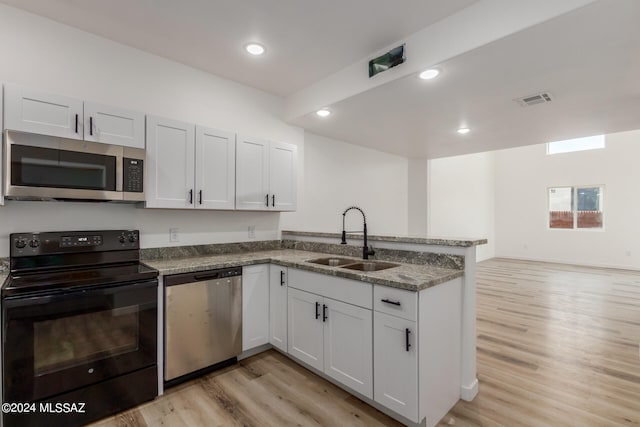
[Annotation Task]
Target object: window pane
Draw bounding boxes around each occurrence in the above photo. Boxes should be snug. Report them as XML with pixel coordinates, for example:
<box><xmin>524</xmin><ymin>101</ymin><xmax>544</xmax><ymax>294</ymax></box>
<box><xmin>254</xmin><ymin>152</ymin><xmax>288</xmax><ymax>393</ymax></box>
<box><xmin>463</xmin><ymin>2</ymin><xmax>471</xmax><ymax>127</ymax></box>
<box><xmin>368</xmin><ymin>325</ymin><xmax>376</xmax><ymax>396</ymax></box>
<box><xmin>577</xmin><ymin>187</ymin><xmax>602</xmax><ymax>228</ymax></box>
<box><xmin>549</xmin><ymin>187</ymin><xmax>573</xmax><ymax>228</ymax></box>
<box><xmin>547</xmin><ymin>135</ymin><xmax>605</xmax><ymax>154</ymax></box>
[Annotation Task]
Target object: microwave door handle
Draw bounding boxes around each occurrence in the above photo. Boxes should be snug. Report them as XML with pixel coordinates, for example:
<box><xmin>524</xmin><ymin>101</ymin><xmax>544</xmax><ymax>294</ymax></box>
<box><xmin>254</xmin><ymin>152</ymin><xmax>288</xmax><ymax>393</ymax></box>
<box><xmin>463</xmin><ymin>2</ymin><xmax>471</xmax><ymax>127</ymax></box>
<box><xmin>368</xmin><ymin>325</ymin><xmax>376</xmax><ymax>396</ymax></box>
<box><xmin>116</xmin><ymin>155</ymin><xmax>123</xmax><ymax>192</ymax></box>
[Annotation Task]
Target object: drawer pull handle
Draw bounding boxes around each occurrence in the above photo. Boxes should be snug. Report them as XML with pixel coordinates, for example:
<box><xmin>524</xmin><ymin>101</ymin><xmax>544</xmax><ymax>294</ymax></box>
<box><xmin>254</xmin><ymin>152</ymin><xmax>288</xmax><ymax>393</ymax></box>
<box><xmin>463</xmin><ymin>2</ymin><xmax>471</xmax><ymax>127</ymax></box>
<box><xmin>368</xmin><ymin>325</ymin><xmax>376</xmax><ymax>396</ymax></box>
<box><xmin>406</xmin><ymin>328</ymin><xmax>411</xmax><ymax>352</ymax></box>
<box><xmin>381</xmin><ymin>298</ymin><xmax>401</xmax><ymax>306</ymax></box>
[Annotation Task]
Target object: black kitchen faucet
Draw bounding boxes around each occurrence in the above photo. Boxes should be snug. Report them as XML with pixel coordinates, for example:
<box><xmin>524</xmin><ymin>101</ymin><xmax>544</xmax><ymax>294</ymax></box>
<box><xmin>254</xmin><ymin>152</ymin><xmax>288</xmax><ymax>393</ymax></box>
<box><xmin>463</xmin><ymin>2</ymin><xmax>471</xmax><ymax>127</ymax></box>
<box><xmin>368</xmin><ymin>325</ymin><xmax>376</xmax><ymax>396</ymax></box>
<box><xmin>341</xmin><ymin>206</ymin><xmax>375</xmax><ymax>260</ymax></box>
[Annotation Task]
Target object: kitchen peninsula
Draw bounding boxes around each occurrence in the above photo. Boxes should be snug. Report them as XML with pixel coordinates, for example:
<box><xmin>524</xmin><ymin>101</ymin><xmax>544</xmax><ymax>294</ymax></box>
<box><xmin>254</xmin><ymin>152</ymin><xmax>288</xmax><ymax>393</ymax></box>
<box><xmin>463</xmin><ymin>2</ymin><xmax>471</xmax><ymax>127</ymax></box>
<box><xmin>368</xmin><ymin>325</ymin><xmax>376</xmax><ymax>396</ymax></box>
<box><xmin>140</xmin><ymin>231</ymin><xmax>487</xmax><ymax>427</ymax></box>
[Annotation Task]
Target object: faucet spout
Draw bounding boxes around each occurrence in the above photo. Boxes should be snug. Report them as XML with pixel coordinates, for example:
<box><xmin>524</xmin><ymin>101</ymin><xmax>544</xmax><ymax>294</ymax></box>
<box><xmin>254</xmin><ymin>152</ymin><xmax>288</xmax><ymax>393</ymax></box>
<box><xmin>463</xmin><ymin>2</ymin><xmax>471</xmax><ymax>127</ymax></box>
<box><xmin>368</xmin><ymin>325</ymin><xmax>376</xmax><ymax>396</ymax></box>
<box><xmin>341</xmin><ymin>206</ymin><xmax>375</xmax><ymax>260</ymax></box>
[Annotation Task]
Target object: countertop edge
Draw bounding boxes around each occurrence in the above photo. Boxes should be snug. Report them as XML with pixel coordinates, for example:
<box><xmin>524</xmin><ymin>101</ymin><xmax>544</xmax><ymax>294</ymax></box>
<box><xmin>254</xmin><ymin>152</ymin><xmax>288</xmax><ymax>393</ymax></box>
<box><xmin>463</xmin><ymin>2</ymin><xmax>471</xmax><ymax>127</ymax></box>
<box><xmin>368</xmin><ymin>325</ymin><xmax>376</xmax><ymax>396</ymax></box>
<box><xmin>281</xmin><ymin>230</ymin><xmax>487</xmax><ymax>247</ymax></box>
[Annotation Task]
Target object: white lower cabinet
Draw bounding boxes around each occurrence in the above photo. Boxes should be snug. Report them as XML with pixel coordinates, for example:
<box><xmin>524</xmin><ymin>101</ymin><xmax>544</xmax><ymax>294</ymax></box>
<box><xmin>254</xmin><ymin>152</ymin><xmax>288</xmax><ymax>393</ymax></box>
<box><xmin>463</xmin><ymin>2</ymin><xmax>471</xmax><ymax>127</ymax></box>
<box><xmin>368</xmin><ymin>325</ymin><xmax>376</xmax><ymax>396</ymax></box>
<box><xmin>242</xmin><ymin>265</ymin><xmax>269</xmax><ymax>351</ymax></box>
<box><xmin>287</xmin><ymin>269</ymin><xmax>373</xmax><ymax>399</ymax></box>
<box><xmin>287</xmin><ymin>287</ymin><xmax>324</xmax><ymax>370</ymax></box>
<box><xmin>374</xmin><ymin>311</ymin><xmax>418</xmax><ymax>421</ymax></box>
<box><xmin>323</xmin><ymin>297</ymin><xmax>372</xmax><ymax>397</ymax></box>
<box><xmin>269</xmin><ymin>265</ymin><xmax>288</xmax><ymax>352</ymax></box>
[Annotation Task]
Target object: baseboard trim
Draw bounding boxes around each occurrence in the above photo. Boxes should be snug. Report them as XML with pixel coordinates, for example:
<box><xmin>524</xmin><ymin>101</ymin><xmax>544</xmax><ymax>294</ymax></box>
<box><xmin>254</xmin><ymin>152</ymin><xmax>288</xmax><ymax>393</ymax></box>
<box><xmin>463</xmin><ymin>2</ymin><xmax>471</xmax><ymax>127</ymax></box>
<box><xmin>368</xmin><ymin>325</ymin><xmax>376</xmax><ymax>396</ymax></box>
<box><xmin>460</xmin><ymin>378</ymin><xmax>478</xmax><ymax>401</ymax></box>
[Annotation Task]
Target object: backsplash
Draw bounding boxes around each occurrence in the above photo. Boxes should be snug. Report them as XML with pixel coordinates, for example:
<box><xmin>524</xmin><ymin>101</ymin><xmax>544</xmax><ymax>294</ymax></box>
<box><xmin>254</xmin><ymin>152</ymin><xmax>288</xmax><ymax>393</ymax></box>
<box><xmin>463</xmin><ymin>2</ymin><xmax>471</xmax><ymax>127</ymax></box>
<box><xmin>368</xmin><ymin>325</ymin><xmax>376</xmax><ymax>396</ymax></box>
<box><xmin>281</xmin><ymin>240</ymin><xmax>464</xmax><ymax>270</ymax></box>
<box><xmin>140</xmin><ymin>240</ymin><xmax>281</xmax><ymax>261</ymax></box>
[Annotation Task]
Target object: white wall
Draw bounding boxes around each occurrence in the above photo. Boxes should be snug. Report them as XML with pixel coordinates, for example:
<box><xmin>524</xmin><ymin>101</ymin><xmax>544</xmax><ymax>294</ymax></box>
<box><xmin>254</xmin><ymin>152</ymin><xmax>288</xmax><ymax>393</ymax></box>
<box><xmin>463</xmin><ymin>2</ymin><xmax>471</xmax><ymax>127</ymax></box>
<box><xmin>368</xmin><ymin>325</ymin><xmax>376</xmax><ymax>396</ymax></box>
<box><xmin>408</xmin><ymin>158</ymin><xmax>429</xmax><ymax>236</ymax></box>
<box><xmin>281</xmin><ymin>132</ymin><xmax>409</xmax><ymax>236</ymax></box>
<box><xmin>494</xmin><ymin>129</ymin><xmax>640</xmax><ymax>269</ymax></box>
<box><xmin>0</xmin><ymin>4</ymin><xmax>412</xmax><ymax>257</ymax></box>
<box><xmin>427</xmin><ymin>152</ymin><xmax>495</xmax><ymax>261</ymax></box>
<box><xmin>0</xmin><ymin>3</ymin><xmax>297</xmax><ymax>256</ymax></box>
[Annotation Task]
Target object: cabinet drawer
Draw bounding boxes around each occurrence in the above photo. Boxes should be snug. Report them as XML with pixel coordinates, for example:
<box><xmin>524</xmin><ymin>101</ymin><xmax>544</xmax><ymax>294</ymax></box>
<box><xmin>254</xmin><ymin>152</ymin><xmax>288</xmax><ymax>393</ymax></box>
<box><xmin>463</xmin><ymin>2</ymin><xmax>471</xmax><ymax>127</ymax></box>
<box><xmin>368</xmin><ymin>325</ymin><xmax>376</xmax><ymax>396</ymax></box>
<box><xmin>288</xmin><ymin>269</ymin><xmax>372</xmax><ymax>309</ymax></box>
<box><xmin>373</xmin><ymin>285</ymin><xmax>417</xmax><ymax>321</ymax></box>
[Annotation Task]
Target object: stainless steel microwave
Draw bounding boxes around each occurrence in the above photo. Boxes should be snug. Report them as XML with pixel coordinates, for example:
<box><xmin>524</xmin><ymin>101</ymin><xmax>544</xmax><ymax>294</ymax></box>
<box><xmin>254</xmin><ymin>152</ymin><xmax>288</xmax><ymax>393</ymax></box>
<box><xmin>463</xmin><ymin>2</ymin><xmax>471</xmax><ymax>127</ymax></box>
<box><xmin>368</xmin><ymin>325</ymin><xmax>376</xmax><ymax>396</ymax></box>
<box><xmin>3</xmin><ymin>130</ymin><xmax>145</xmax><ymax>202</ymax></box>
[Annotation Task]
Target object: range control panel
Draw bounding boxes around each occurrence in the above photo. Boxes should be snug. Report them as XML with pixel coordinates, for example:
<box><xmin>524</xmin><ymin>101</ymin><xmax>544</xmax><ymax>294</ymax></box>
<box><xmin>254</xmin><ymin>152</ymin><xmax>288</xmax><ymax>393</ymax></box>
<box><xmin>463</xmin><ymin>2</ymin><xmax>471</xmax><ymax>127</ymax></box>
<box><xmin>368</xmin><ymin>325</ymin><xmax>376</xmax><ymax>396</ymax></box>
<box><xmin>10</xmin><ymin>230</ymin><xmax>140</xmax><ymax>257</ymax></box>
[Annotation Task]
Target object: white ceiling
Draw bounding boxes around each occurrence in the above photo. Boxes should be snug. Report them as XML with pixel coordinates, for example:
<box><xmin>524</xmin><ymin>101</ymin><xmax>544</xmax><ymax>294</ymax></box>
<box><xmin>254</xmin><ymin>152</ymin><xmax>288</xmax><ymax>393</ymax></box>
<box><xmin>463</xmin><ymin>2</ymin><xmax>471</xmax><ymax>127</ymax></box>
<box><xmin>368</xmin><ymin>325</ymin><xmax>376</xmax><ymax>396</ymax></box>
<box><xmin>3</xmin><ymin>0</ymin><xmax>639</xmax><ymax>159</ymax></box>
<box><xmin>0</xmin><ymin>0</ymin><xmax>477</xmax><ymax>97</ymax></box>
<box><xmin>292</xmin><ymin>0</ymin><xmax>640</xmax><ymax>157</ymax></box>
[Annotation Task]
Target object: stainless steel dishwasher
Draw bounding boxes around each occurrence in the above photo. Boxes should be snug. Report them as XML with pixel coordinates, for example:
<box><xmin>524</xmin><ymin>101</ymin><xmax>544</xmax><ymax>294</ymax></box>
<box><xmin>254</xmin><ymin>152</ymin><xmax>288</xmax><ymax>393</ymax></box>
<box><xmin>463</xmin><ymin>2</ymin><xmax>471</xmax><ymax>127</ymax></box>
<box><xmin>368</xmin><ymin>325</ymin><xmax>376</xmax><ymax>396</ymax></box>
<box><xmin>164</xmin><ymin>267</ymin><xmax>242</xmax><ymax>386</ymax></box>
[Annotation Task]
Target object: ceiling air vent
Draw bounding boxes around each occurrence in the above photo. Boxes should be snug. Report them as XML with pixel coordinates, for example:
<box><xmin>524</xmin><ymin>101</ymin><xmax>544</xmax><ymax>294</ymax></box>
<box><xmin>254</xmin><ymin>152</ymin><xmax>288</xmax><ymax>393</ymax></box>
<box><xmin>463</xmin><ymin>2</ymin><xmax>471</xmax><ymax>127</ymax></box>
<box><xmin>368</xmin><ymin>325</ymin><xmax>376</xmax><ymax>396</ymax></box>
<box><xmin>515</xmin><ymin>92</ymin><xmax>553</xmax><ymax>107</ymax></box>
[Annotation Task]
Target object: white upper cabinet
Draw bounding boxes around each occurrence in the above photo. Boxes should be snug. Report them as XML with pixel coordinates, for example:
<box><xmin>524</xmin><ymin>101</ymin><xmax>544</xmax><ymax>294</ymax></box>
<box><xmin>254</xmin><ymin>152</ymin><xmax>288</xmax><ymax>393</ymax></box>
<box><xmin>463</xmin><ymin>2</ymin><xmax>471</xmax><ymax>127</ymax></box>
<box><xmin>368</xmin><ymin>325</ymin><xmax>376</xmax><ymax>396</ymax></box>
<box><xmin>195</xmin><ymin>125</ymin><xmax>236</xmax><ymax>210</ymax></box>
<box><xmin>1</xmin><ymin>83</ymin><xmax>4</xmax><ymax>205</ymax></box>
<box><xmin>146</xmin><ymin>116</ymin><xmax>236</xmax><ymax>210</ymax></box>
<box><xmin>4</xmin><ymin>84</ymin><xmax>144</xmax><ymax>147</ymax></box>
<box><xmin>146</xmin><ymin>116</ymin><xmax>195</xmax><ymax>209</ymax></box>
<box><xmin>269</xmin><ymin>141</ymin><xmax>297</xmax><ymax>211</ymax></box>
<box><xmin>83</xmin><ymin>101</ymin><xmax>145</xmax><ymax>148</ymax></box>
<box><xmin>4</xmin><ymin>83</ymin><xmax>83</xmax><ymax>140</ymax></box>
<box><xmin>236</xmin><ymin>135</ymin><xmax>270</xmax><ymax>210</ymax></box>
<box><xmin>236</xmin><ymin>135</ymin><xmax>297</xmax><ymax>211</ymax></box>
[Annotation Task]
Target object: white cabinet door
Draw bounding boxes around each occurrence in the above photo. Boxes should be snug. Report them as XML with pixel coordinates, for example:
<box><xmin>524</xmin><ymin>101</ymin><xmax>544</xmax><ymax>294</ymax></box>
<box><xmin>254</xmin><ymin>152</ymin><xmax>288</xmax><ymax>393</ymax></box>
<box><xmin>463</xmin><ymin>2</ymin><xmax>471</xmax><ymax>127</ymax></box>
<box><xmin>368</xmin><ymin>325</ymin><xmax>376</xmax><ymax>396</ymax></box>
<box><xmin>374</xmin><ymin>311</ymin><xmax>419</xmax><ymax>421</ymax></box>
<box><xmin>0</xmin><ymin>83</ymin><xmax>4</xmax><ymax>205</ymax></box>
<box><xmin>195</xmin><ymin>126</ymin><xmax>235</xmax><ymax>210</ymax></box>
<box><xmin>83</xmin><ymin>102</ymin><xmax>145</xmax><ymax>148</ymax></box>
<box><xmin>269</xmin><ymin>141</ymin><xmax>297</xmax><ymax>211</ymax></box>
<box><xmin>235</xmin><ymin>135</ymin><xmax>269</xmax><ymax>210</ymax></box>
<box><xmin>145</xmin><ymin>116</ymin><xmax>195</xmax><ymax>208</ymax></box>
<box><xmin>269</xmin><ymin>265</ymin><xmax>288</xmax><ymax>352</ymax></box>
<box><xmin>287</xmin><ymin>287</ymin><xmax>324</xmax><ymax>371</ymax></box>
<box><xmin>4</xmin><ymin>83</ymin><xmax>83</xmax><ymax>140</ymax></box>
<box><xmin>242</xmin><ymin>265</ymin><xmax>270</xmax><ymax>351</ymax></box>
<box><xmin>323</xmin><ymin>297</ymin><xmax>373</xmax><ymax>398</ymax></box>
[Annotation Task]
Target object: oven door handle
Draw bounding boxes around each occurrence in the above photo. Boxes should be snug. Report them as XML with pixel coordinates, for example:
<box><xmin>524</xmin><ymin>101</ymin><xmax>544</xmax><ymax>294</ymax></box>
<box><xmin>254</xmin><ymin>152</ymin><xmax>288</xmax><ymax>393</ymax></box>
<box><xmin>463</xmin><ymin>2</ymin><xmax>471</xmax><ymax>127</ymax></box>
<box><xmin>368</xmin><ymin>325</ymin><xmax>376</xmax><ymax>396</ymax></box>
<box><xmin>2</xmin><ymin>279</ymin><xmax>158</xmax><ymax>309</ymax></box>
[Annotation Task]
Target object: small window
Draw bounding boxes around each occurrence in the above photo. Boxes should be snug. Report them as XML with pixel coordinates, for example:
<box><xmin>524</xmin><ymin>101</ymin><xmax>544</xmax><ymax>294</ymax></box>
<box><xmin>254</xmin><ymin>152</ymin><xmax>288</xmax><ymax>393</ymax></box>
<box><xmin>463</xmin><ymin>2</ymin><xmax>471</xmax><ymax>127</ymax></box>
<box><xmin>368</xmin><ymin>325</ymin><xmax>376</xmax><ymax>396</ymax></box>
<box><xmin>549</xmin><ymin>186</ymin><xmax>603</xmax><ymax>229</ymax></box>
<box><xmin>547</xmin><ymin>135</ymin><xmax>605</xmax><ymax>155</ymax></box>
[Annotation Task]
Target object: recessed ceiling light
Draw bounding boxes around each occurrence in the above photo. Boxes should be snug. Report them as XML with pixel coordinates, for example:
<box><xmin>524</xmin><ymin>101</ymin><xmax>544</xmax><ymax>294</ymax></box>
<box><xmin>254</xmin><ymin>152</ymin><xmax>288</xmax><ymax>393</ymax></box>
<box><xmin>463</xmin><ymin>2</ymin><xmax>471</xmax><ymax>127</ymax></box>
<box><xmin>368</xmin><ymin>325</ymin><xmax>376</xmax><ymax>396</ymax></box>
<box><xmin>419</xmin><ymin>69</ymin><xmax>440</xmax><ymax>80</ymax></box>
<box><xmin>316</xmin><ymin>109</ymin><xmax>331</xmax><ymax>117</ymax></box>
<box><xmin>245</xmin><ymin>43</ymin><xmax>266</xmax><ymax>56</ymax></box>
<box><xmin>457</xmin><ymin>127</ymin><xmax>470</xmax><ymax>135</ymax></box>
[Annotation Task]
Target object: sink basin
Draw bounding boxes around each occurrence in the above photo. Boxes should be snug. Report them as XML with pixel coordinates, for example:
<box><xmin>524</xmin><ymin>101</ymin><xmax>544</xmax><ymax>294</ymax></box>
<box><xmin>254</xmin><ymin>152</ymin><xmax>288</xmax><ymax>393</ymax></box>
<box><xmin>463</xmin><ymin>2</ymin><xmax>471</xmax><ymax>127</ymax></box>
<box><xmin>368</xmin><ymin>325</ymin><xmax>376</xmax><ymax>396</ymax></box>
<box><xmin>341</xmin><ymin>261</ymin><xmax>400</xmax><ymax>272</ymax></box>
<box><xmin>306</xmin><ymin>257</ymin><xmax>357</xmax><ymax>267</ymax></box>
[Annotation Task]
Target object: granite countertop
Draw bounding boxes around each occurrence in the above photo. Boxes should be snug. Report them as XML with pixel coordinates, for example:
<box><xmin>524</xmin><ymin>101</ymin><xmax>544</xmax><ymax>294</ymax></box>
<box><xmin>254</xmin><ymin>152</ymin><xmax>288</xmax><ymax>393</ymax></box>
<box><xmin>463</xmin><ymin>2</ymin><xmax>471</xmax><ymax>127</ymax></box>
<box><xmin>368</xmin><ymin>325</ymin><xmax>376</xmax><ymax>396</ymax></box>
<box><xmin>282</xmin><ymin>230</ymin><xmax>487</xmax><ymax>247</ymax></box>
<box><xmin>0</xmin><ymin>271</ymin><xmax>7</xmax><ymax>287</ymax></box>
<box><xmin>144</xmin><ymin>249</ymin><xmax>463</xmax><ymax>291</ymax></box>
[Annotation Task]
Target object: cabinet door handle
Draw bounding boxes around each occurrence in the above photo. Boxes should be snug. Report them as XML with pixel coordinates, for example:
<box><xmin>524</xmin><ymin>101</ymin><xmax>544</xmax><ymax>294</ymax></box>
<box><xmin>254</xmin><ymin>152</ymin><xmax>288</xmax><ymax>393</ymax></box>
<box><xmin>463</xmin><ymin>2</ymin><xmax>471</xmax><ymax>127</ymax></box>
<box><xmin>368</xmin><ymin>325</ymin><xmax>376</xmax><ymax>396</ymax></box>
<box><xmin>381</xmin><ymin>298</ymin><xmax>401</xmax><ymax>306</ymax></box>
<box><xmin>280</xmin><ymin>270</ymin><xmax>285</xmax><ymax>286</ymax></box>
<box><xmin>189</xmin><ymin>189</ymin><xmax>193</xmax><ymax>204</ymax></box>
<box><xmin>322</xmin><ymin>304</ymin><xmax>328</xmax><ymax>322</ymax></box>
<box><xmin>75</xmin><ymin>114</ymin><xmax>79</xmax><ymax>133</ymax></box>
<box><xmin>265</xmin><ymin>194</ymin><xmax>269</xmax><ymax>207</ymax></box>
<box><xmin>405</xmin><ymin>328</ymin><xmax>411</xmax><ymax>352</ymax></box>
<box><xmin>272</xmin><ymin>194</ymin><xmax>275</xmax><ymax>207</ymax></box>
<box><xmin>315</xmin><ymin>302</ymin><xmax>320</xmax><ymax>319</ymax></box>
<box><xmin>198</xmin><ymin>190</ymin><xmax>203</xmax><ymax>205</ymax></box>
<box><xmin>89</xmin><ymin>116</ymin><xmax>93</xmax><ymax>136</ymax></box>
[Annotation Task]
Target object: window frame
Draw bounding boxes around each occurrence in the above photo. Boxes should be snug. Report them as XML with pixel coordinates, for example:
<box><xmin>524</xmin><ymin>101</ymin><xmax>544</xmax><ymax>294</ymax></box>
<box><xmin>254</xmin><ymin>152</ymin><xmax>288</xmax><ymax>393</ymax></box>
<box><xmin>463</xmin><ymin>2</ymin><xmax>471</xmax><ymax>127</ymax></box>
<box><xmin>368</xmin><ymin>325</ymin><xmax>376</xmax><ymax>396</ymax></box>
<box><xmin>547</xmin><ymin>185</ymin><xmax>605</xmax><ymax>231</ymax></box>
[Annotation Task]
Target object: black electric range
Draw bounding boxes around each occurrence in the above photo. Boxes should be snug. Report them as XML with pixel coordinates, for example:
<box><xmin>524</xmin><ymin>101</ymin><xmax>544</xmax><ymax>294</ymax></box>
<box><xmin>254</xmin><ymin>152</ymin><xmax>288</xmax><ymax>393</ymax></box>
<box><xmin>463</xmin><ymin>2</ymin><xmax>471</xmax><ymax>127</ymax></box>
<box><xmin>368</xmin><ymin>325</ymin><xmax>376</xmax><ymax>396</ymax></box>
<box><xmin>1</xmin><ymin>230</ymin><xmax>159</xmax><ymax>427</ymax></box>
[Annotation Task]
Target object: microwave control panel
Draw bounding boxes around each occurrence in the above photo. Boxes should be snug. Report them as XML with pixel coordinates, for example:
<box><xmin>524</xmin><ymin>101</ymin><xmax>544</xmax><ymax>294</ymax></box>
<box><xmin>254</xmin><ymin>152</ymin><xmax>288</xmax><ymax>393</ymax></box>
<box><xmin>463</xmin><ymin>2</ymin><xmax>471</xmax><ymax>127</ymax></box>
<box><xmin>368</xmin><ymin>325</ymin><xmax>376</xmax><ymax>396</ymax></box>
<box><xmin>123</xmin><ymin>158</ymin><xmax>144</xmax><ymax>193</ymax></box>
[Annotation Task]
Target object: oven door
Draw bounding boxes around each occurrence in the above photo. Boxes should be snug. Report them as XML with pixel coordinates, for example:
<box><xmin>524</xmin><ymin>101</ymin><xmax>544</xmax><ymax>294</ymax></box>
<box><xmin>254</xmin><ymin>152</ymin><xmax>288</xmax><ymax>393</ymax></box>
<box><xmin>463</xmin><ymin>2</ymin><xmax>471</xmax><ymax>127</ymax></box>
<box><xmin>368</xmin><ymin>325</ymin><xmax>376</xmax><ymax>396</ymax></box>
<box><xmin>4</xmin><ymin>130</ymin><xmax>124</xmax><ymax>201</ymax></box>
<box><xmin>2</xmin><ymin>280</ymin><xmax>157</xmax><ymax>402</ymax></box>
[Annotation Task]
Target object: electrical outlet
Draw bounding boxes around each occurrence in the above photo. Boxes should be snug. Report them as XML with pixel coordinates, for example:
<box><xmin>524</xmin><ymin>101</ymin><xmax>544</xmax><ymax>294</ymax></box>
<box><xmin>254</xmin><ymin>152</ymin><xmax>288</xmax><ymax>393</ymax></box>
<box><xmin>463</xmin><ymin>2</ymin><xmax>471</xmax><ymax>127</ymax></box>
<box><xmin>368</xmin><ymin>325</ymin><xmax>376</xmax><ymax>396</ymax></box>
<box><xmin>169</xmin><ymin>228</ymin><xmax>179</xmax><ymax>242</ymax></box>
<box><xmin>248</xmin><ymin>226</ymin><xmax>256</xmax><ymax>239</ymax></box>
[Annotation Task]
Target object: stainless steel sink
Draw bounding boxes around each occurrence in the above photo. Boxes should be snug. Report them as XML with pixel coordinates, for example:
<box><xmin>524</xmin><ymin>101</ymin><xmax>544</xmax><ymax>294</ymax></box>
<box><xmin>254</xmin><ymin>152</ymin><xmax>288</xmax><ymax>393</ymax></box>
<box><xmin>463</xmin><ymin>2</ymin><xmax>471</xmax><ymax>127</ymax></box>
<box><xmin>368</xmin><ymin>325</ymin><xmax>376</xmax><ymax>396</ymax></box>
<box><xmin>306</xmin><ymin>257</ymin><xmax>357</xmax><ymax>267</ymax></box>
<box><xmin>340</xmin><ymin>261</ymin><xmax>400</xmax><ymax>272</ymax></box>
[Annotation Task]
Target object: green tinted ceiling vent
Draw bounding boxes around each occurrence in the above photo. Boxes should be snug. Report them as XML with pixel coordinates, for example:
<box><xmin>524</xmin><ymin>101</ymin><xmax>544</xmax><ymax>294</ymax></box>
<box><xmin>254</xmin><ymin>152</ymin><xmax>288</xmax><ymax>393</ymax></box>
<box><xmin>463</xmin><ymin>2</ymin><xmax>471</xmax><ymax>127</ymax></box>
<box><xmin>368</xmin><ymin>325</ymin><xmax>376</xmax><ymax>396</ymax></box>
<box><xmin>368</xmin><ymin>45</ymin><xmax>405</xmax><ymax>78</ymax></box>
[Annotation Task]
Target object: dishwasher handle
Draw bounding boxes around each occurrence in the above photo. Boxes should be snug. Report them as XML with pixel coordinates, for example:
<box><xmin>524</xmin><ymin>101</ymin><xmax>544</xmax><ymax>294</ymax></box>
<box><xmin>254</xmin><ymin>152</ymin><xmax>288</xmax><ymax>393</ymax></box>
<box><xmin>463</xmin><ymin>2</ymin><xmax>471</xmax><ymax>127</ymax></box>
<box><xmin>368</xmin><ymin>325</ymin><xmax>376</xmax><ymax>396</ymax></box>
<box><xmin>164</xmin><ymin>267</ymin><xmax>242</xmax><ymax>286</ymax></box>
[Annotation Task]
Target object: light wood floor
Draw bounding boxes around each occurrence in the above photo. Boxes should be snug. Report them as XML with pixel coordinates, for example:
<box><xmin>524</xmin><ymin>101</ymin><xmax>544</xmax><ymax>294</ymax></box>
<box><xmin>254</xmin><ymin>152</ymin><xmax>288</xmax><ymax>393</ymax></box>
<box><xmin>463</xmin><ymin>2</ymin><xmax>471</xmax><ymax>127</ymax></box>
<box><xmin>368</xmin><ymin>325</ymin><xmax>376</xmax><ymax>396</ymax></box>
<box><xmin>91</xmin><ymin>258</ymin><xmax>640</xmax><ymax>426</ymax></box>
